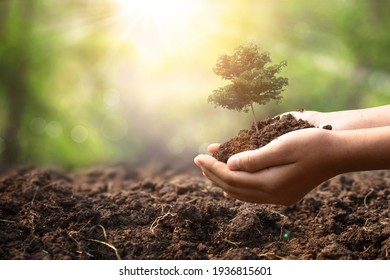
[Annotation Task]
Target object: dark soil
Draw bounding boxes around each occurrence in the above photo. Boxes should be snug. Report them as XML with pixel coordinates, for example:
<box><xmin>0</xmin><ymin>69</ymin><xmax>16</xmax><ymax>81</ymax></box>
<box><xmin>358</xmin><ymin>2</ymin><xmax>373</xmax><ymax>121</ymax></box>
<box><xmin>213</xmin><ymin>114</ymin><xmax>331</xmax><ymax>162</ymax></box>
<box><xmin>0</xmin><ymin>164</ymin><xmax>389</xmax><ymax>260</ymax></box>
<box><xmin>0</xmin><ymin>115</ymin><xmax>389</xmax><ymax>260</ymax></box>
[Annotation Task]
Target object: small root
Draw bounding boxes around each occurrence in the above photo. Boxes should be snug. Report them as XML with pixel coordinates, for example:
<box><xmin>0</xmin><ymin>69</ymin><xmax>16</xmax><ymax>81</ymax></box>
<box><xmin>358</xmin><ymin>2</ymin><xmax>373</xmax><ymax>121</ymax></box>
<box><xmin>0</xmin><ymin>219</ymin><xmax>16</xmax><ymax>223</ymax></box>
<box><xmin>150</xmin><ymin>211</ymin><xmax>176</xmax><ymax>235</ymax></box>
<box><xmin>362</xmin><ymin>245</ymin><xmax>373</xmax><ymax>254</ymax></box>
<box><xmin>257</xmin><ymin>252</ymin><xmax>285</xmax><ymax>259</ymax></box>
<box><xmin>87</xmin><ymin>239</ymin><xmax>121</xmax><ymax>260</ymax></box>
<box><xmin>364</xmin><ymin>188</ymin><xmax>374</xmax><ymax>208</ymax></box>
<box><xmin>223</xmin><ymin>238</ymin><xmax>241</xmax><ymax>247</ymax></box>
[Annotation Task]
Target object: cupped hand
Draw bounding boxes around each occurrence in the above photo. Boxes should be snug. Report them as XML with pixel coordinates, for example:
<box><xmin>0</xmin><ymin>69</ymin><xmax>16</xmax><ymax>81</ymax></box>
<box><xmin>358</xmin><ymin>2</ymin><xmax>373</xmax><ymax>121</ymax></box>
<box><xmin>194</xmin><ymin>128</ymin><xmax>340</xmax><ymax>206</ymax></box>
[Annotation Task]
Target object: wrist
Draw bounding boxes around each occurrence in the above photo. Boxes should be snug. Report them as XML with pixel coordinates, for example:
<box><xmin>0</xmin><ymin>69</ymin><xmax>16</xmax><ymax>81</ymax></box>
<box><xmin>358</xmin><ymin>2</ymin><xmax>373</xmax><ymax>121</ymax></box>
<box><xmin>331</xmin><ymin>126</ymin><xmax>390</xmax><ymax>173</ymax></box>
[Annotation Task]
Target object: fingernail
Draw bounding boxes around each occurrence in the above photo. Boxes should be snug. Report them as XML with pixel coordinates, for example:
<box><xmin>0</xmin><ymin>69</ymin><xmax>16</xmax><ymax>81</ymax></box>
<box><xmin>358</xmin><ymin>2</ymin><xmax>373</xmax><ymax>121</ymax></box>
<box><xmin>194</xmin><ymin>156</ymin><xmax>201</xmax><ymax>167</ymax></box>
<box><xmin>227</xmin><ymin>156</ymin><xmax>240</xmax><ymax>170</ymax></box>
<box><xmin>224</xmin><ymin>192</ymin><xmax>232</xmax><ymax>198</ymax></box>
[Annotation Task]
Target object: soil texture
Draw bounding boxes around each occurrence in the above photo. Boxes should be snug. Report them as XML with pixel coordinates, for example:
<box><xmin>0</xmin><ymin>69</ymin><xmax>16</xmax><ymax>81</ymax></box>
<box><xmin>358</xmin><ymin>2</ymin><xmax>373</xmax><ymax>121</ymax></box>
<box><xmin>0</xmin><ymin>164</ymin><xmax>389</xmax><ymax>260</ymax></box>
<box><xmin>213</xmin><ymin>114</ymin><xmax>331</xmax><ymax>162</ymax></box>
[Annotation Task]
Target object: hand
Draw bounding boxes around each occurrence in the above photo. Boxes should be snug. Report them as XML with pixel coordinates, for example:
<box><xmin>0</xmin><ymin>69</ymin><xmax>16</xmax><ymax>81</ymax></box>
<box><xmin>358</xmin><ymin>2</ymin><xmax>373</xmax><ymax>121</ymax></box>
<box><xmin>194</xmin><ymin>128</ymin><xmax>339</xmax><ymax>206</ymax></box>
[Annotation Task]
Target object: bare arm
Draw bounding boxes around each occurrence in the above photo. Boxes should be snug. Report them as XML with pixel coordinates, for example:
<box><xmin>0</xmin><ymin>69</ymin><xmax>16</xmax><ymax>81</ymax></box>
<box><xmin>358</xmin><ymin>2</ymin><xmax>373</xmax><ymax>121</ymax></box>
<box><xmin>290</xmin><ymin>104</ymin><xmax>390</xmax><ymax>130</ymax></box>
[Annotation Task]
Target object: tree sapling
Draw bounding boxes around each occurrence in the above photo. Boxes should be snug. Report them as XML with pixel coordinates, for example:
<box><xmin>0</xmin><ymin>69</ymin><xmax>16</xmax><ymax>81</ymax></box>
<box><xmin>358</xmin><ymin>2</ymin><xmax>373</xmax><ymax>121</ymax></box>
<box><xmin>208</xmin><ymin>44</ymin><xmax>288</xmax><ymax>133</ymax></box>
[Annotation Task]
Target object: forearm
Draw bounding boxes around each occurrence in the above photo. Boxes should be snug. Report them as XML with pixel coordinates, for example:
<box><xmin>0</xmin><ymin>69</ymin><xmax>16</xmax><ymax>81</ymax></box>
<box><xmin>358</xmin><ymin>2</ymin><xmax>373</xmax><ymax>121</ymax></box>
<box><xmin>299</xmin><ymin>105</ymin><xmax>390</xmax><ymax>130</ymax></box>
<box><xmin>333</xmin><ymin>125</ymin><xmax>390</xmax><ymax>173</ymax></box>
<box><xmin>323</xmin><ymin>105</ymin><xmax>390</xmax><ymax>130</ymax></box>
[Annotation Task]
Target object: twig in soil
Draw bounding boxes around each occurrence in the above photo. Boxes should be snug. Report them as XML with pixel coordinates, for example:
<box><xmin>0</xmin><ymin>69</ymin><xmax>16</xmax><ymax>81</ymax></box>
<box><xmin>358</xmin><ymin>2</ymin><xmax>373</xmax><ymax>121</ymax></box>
<box><xmin>150</xmin><ymin>211</ymin><xmax>176</xmax><ymax>235</ymax></box>
<box><xmin>68</xmin><ymin>232</ymin><xmax>85</xmax><ymax>258</ymax></box>
<box><xmin>364</xmin><ymin>188</ymin><xmax>374</xmax><ymax>208</ymax></box>
<box><xmin>98</xmin><ymin>225</ymin><xmax>108</xmax><ymax>241</ymax></box>
<box><xmin>87</xmin><ymin>239</ymin><xmax>121</xmax><ymax>260</ymax></box>
<box><xmin>385</xmin><ymin>247</ymin><xmax>389</xmax><ymax>258</ymax></box>
<box><xmin>0</xmin><ymin>219</ymin><xmax>15</xmax><ymax>223</ymax></box>
<box><xmin>223</xmin><ymin>238</ymin><xmax>241</xmax><ymax>247</ymax></box>
<box><xmin>362</xmin><ymin>218</ymin><xmax>374</xmax><ymax>232</ymax></box>
<box><xmin>257</xmin><ymin>252</ymin><xmax>285</xmax><ymax>260</ymax></box>
<box><xmin>30</xmin><ymin>185</ymin><xmax>39</xmax><ymax>206</ymax></box>
<box><xmin>185</xmin><ymin>198</ymin><xmax>197</xmax><ymax>204</ymax></box>
<box><xmin>90</xmin><ymin>224</ymin><xmax>108</xmax><ymax>241</ymax></box>
<box><xmin>362</xmin><ymin>245</ymin><xmax>373</xmax><ymax>254</ymax></box>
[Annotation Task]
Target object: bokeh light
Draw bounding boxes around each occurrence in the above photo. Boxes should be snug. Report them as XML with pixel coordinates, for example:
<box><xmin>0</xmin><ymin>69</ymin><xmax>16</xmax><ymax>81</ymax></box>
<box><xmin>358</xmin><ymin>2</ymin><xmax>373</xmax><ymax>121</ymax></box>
<box><xmin>71</xmin><ymin>125</ymin><xmax>89</xmax><ymax>143</ymax></box>
<box><xmin>103</xmin><ymin>88</ymin><xmax>121</xmax><ymax>109</ymax></box>
<box><xmin>30</xmin><ymin>118</ymin><xmax>47</xmax><ymax>135</ymax></box>
<box><xmin>100</xmin><ymin>114</ymin><xmax>128</xmax><ymax>141</ymax></box>
<box><xmin>45</xmin><ymin>121</ymin><xmax>63</xmax><ymax>138</ymax></box>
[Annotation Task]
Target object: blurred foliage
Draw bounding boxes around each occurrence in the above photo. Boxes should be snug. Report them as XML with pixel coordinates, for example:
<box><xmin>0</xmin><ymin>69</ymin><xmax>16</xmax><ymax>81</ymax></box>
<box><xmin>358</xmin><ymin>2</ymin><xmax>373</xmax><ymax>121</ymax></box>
<box><xmin>0</xmin><ymin>0</ymin><xmax>389</xmax><ymax>167</ymax></box>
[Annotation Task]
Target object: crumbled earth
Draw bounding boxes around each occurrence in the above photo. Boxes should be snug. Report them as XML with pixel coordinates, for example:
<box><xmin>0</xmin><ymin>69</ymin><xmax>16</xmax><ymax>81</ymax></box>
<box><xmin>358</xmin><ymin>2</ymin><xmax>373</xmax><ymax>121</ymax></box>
<box><xmin>213</xmin><ymin>113</ymin><xmax>331</xmax><ymax>162</ymax></box>
<box><xmin>0</xmin><ymin>164</ymin><xmax>389</xmax><ymax>260</ymax></box>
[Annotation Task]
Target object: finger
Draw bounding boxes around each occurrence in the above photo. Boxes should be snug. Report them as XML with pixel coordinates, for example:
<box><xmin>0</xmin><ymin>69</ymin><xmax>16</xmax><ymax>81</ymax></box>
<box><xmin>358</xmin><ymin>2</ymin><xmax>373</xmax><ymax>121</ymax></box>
<box><xmin>207</xmin><ymin>143</ymin><xmax>220</xmax><ymax>153</ymax></box>
<box><xmin>196</xmin><ymin>154</ymin><xmax>273</xmax><ymax>201</ymax></box>
<box><xmin>227</xmin><ymin>140</ymin><xmax>296</xmax><ymax>172</ymax></box>
<box><xmin>204</xmin><ymin>168</ymin><xmax>271</xmax><ymax>204</ymax></box>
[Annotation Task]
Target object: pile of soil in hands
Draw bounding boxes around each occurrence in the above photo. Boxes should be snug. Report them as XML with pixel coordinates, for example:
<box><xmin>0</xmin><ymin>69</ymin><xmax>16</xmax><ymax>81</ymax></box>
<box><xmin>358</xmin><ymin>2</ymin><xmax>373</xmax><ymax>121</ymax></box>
<box><xmin>0</xmin><ymin>164</ymin><xmax>389</xmax><ymax>260</ymax></box>
<box><xmin>213</xmin><ymin>113</ymin><xmax>332</xmax><ymax>163</ymax></box>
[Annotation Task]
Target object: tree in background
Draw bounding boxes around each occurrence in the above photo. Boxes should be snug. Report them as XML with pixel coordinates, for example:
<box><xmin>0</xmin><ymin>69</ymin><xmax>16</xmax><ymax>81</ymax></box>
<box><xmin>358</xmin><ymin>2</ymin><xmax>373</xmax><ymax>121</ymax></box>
<box><xmin>0</xmin><ymin>1</ymin><xmax>116</xmax><ymax>167</ymax></box>
<box><xmin>0</xmin><ymin>1</ymin><xmax>37</xmax><ymax>165</ymax></box>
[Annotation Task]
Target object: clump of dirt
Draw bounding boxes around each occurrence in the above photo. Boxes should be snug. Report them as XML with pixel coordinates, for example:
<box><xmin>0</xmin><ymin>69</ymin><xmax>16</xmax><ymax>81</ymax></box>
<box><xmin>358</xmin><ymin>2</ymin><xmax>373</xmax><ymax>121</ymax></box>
<box><xmin>0</xmin><ymin>164</ymin><xmax>389</xmax><ymax>260</ymax></box>
<box><xmin>213</xmin><ymin>114</ymin><xmax>332</xmax><ymax>162</ymax></box>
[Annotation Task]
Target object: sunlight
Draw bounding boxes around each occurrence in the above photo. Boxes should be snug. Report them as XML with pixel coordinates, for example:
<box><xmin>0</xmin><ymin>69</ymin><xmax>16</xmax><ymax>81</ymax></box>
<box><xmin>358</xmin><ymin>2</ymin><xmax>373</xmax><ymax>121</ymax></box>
<box><xmin>118</xmin><ymin>0</ymin><xmax>196</xmax><ymax>23</ymax></box>
<box><xmin>115</xmin><ymin>0</ymin><xmax>206</xmax><ymax>63</ymax></box>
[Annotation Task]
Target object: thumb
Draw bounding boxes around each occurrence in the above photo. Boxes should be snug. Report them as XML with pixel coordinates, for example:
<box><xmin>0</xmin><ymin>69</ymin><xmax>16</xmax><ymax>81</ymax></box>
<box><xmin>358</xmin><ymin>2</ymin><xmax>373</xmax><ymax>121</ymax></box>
<box><xmin>227</xmin><ymin>141</ymin><xmax>294</xmax><ymax>172</ymax></box>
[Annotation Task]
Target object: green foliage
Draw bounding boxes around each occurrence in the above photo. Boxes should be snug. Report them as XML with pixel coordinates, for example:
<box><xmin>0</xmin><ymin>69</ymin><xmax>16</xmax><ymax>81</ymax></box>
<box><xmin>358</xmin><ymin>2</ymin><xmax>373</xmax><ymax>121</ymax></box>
<box><xmin>0</xmin><ymin>0</ymin><xmax>389</xmax><ymax>167</ymax></box>
<box><xmin>208</xmin><ymin>44</ymin><xmax>288</xmax><ymax>113</ymax></box>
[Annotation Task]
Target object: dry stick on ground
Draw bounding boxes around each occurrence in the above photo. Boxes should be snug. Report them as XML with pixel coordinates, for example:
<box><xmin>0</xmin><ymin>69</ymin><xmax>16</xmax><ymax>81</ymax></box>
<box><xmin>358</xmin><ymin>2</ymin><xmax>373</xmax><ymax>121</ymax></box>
<box><xmin>150</xmin><ymin>211</ymin><xmax>177</xmax><ymax>235</ymax></box>
<box><xmin>87</xmin><ymin>238</ymin><xmax>121</xmax><ymax>260</ymax></box>
<box><xmin>362</xmin><ymin>244</ymin><xmax>373</xmax><ymax>254</ymax></box>
<box><xmin>87</xmin><ymin>224</ymin><xmax>121</xmax><ymax>259</ymax></box>
<box><xmin>67</xmin><ymin>218</ymin><xmax>98</xmax><ymax>259</ymax></box>
<box><xmin>0</xmin><ymin>219</ymin><xmax>16</xmax><ymax>223</ymax></box>
<box><xmin>364</xmin><ymin>188</ymin><xmax>374</xmax><ymax>208</ymax></box>
<box><xmin>257</xmin><ymin>252</ymin><xmax>285</xmax><ymax>260</ymax></box>
<box><xmin>223</xmin><ymin>238</ymin><xmax>241</xmax><ymax>247</ymax></box>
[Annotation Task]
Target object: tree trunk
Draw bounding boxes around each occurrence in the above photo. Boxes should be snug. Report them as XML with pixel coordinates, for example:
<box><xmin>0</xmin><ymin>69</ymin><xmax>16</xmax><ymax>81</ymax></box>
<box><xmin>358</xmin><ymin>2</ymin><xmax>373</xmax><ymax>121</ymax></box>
<box><xmin>250</xmin><ymin>103</ymin><xmax>259</xmax><ymax>133</ymax></box>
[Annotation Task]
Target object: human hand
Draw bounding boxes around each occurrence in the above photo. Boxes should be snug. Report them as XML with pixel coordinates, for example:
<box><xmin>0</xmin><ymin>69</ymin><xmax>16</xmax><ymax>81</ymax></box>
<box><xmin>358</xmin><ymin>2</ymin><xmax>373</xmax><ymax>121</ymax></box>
<box><xmin>194</xmin><ymin>128</ymin><xmax>339</xmax><ymax>206</ymax></box>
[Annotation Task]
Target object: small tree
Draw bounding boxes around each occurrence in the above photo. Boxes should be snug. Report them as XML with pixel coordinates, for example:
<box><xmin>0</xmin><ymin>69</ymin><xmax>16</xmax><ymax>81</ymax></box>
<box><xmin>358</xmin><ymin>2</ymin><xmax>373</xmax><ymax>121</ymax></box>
<box><xmin>208</xmin><ymin>44</ymin><xmax>288</xmax><ymax>133</ymax></box>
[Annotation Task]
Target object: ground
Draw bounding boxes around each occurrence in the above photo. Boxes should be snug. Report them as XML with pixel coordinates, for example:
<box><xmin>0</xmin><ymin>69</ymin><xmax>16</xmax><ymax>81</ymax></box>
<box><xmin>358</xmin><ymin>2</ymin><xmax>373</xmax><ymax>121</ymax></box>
<box><xmin>0</xmin><ymin>115</ymin><xmax>389</xmax><ymax>260</ymax></box>
<box><xmin>0</xmin><ymin>163</ymin><xmax>389</xmax><ymax>260</ymax></box>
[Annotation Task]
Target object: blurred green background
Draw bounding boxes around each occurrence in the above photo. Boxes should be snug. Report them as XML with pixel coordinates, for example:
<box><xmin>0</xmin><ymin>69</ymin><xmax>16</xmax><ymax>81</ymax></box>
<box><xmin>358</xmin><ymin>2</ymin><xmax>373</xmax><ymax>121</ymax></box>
<box><xmin>0</xmin><ymin>0</ymin><xmax>389</xmax><ymax>168</ymax></box>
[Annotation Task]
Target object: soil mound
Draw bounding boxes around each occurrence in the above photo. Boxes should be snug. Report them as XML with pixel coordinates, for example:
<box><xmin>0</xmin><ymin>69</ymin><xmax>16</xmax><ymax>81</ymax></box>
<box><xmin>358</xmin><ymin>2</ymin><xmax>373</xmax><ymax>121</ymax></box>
<box><xmin>0</xmin><ymin>165</ymin><xmax>389</xmax><ymax>260</ymax></box>
<box><xmin>213</xmin><ymin>114</ymin><xmax>331</xmax><ymax>162</ymax></box>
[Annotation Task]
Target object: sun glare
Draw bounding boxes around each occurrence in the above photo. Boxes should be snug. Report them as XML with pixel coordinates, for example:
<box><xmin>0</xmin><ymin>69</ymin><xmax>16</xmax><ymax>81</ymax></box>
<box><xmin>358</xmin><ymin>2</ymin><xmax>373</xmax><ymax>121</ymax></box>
<box><xmin>118</xmin><ymin>0</ymin><xmax>196</xmax><ymax>23</ymax></box>
<box><xmin>115</xmin><ymin>0</ymin><xmax>206</xmax><ymax>62</ymax></box>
